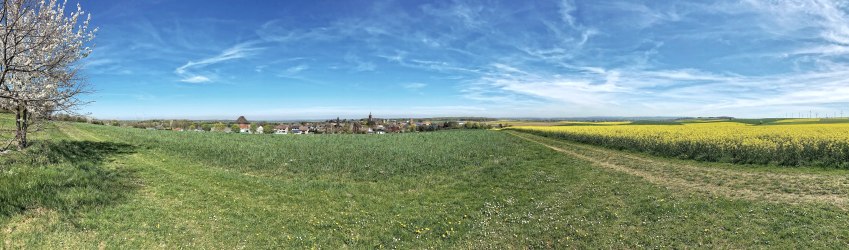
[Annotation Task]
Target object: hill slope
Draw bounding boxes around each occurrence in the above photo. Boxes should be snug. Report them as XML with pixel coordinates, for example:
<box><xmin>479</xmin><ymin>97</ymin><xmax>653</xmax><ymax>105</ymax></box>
<box><xmin>0</xmin><ymin>120</ymin><xmax>847</xmax><ymax>248</ymax></box>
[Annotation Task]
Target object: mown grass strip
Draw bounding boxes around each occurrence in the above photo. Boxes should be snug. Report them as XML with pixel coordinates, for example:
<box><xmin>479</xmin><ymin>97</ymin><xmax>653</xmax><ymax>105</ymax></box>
<box><xmin>506</xmin><ymin>130</ymin><xmax>849</xmax><ymax>208</ymax></box>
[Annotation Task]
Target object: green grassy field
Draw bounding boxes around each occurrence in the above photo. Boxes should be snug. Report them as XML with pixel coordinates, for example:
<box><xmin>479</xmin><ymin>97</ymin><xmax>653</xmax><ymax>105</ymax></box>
<box><xmin>1</xmin><ymin>114</ymin><xmax>849</xmax><ymax>248</ymax></box>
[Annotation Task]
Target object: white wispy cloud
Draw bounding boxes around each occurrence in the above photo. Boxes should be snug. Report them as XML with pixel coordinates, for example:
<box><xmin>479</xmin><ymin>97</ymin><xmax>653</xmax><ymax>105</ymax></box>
<box><xmin>179</xmin><ymin>75</ymin><xmax>211</xmax><ymax>83</ymax></box>
<box><xmin>176</xmin><ymin>42</ymin><xmax>261</xmax><ymax>74</ymax></box>
<box><xmin>710</xmin><ymin>0</ymin><xmax>849</xmax><ymax>60</ymax></box>
<box><xmin>174</xmin><ymin>41</ymin><xmax>263</xmax><ymax>82</ymax></box>
<box><xmin>285</xmin><ymin>64</ymin><xmax>309</xmax><ymax>74</ymax></box>
<box><xmin>88</xmin><ymin>0</ymin><xmax>849</xmax><ymax>119</ymax></box>
<box><xmin>462</xmin><ymin>59</ymin><xmax>849</xmax><ymax>116</ymax></box>
<box><xmin>248</xmin><ymin>105</ymin><xmax>488</xmax><ymax>120</ymax></box>
<box><xmin>559</xmin><ymin>0</ymin><xmax>578</xmax><ymax>27</ymax></box>
<box><xmin>403</xmin><ymin>83</ymin><xmax>427</xmax><ymax>89</ymax></box>
<box><xmin>83</xmin><ymin>58</ymin><xmax>116</xmax><ymax>68</ymax></box>
<box><xmin>453</xmin><ymin>0</ymin><xmax>849</xmax><ymax>117</ymax></box>
<box><xmin>344</xmin><ymin>53</ymin><xmax>376</xmax><ymax>72</ymax></box>
<box><xmin>421</xmin><ymin>1</ymin><xmax>486</xmax><ymax>29</ymax></box>
<box><xmin>606</xmin><ymin>1</ymin><xmax>683</xmax><ymax>29</ymax></box>
<box><xmin>465</xmin><ymin>63</ymin><xmax>627</xmax><ymax>108</ymax></box>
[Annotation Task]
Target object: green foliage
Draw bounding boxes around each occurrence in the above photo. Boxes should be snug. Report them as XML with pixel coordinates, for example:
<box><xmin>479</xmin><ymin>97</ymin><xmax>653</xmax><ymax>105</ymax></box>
<box><xmin>263</xmin><ymin>124</ymin><xmax>275</xmax><ymax>134</ymax></box>
<box><xmin>211</xmin><ymin>122</ymin><xmax>226</xmax><ymax>132</ymax></box>
<box><xmin>728</xmin><ymin>118</ymin><xmax>785</xmax><ymax>125</ymax></box>
<box><xmin>627</xmin><ymin>120</ymin><xmax>682</xmax><ymax>125</ymax></box>
<box><xmin>443</xmin><ymin>121</ymin><xmax>459</xmax><ymax>129</ymax></box>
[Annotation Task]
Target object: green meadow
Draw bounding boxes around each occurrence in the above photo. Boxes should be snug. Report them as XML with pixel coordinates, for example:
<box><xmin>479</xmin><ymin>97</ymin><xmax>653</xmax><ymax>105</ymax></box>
<box><xmin>1</xmin><ymin>114</ymin><xmax>848</xmax><ymax>248</ymax></box>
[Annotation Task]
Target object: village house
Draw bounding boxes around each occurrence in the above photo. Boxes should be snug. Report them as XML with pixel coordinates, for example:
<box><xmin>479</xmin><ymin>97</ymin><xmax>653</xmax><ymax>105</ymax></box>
<box><xmin>298</xmin><ymin>125</ymin><xmax>310</xmax><ymax>134</ymax></box>
<box><xmin>374</xmin><ymin>124</ymin><xmax>386</xmax><ymax>134</ymax></box>
<box><xmin>236</xmin><ymin>116</ymin><xmax>251</xmax><ymax>133</ymax></box>
<box><xmin>315</xmin><ymin>124</ymin><xmax>327</xmax><ymax>133</ymax></box>
<box><xmin>190</xmin><ymin>113</ymin><xmax>417</xmax><ymax>135</ymax></box>
<box><xmin>274</xmin><ymin>124</ymin><xmax>289</xmax><ymax>134</ymax></box>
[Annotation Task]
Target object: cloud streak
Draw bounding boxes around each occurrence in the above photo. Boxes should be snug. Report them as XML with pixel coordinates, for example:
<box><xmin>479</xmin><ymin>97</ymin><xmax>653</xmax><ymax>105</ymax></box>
<box><xmin>403</xmin><ymin>83</ymin><xmax>427</xmax><ymax>89</ymax></box>
<box><xmin>179</xmin><ymin>75</ymin><xmax>211</xmax><ymax>83</ymax></box>
<box><xmin>174</xmin><ymin>41</ymin><xmax>263</xmax><ymax>83</ymax></box>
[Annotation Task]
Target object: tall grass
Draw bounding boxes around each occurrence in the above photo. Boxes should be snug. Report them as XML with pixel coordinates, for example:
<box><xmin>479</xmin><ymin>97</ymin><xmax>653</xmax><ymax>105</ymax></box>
<box><xmin>78</xmin><ymin>124</ymin><xmax>510</xmax><ymax>178</ymax></box>
<box><xmin>0</xmin><ymin>140</ymin><xmax>137</xmax><ymax>216</ymax></box>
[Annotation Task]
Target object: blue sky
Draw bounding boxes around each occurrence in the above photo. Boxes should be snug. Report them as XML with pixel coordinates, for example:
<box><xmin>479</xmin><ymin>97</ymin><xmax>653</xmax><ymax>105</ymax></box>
<box><xmin>81</xmin><ymin>0</ymin><xmax>849</xmax><ymax>119</ymax></box>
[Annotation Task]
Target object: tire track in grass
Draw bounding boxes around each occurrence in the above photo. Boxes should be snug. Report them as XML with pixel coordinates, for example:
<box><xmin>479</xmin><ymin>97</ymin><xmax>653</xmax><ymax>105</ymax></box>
<box><xmin>57</xmin><ymin>123</ymin><xmax>104</xmax><ymax>142</ymax></box>
<box><xmin>525</xmin><ymin>132</ymin><xmax>849</xmax><ymax>196</ymax></box>
<box><xmin>56</xmin><ymin>123</ymin><xmax>86</xmax><ymax>141</ymax></box>
<box><xmin>506</xmin><ymin>130</ymin><xmax>849</xmax><ymax>208</ymax></box>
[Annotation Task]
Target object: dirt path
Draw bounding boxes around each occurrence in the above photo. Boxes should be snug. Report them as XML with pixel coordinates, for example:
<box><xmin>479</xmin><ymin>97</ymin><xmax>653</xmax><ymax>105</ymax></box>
<box><xmin>506</xmin><ymin>130</ymin><xmax>849</xmax><ymax>208</ymax></box>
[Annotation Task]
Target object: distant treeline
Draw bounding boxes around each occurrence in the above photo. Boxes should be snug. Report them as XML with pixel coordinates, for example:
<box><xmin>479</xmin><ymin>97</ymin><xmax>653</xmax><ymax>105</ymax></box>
<box><xmin>429</xmin><ymin>117</ymin><xmax>497</xmax><ymax>122</ymax></box>
<box><xmin>48</xmin><ymin>116</ymin><xmax>498</xmax><ymax>134</ymax></box>
<box><xmin>52</xmin><ymin>113</ymin><xmax>91</xmax><ymax>123</ymax></box>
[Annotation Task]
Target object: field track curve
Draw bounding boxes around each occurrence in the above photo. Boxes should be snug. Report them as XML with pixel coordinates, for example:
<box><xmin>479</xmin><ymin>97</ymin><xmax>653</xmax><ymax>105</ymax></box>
<box><xmin>505</xmin><ymin>130</ymin><xmax>849</xmax><ymax>209</ymax></box>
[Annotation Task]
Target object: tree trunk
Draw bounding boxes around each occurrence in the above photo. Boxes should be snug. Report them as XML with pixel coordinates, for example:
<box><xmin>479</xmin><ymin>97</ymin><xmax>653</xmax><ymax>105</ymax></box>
<box><xmin>15</xmin><ymin>109</ymin><xmax>22</xmax><ymax>149</ymax></box>
<box><xmin>15</xmin><ymin>105</ymin><xmax>28</xmax><ymax>149</ymax></box>
<box><xmin>21</xmin><ymin>107</ymin><xmax>28</xmax><ymax>149</ymax></box>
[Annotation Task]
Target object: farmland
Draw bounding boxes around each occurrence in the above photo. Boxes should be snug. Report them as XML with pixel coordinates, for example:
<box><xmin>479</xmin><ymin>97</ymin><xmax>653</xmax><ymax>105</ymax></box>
<box><xmin>1</xmin><ymin>114</ymin><xmax>849</xmax><ymax>248</ymax></box>
<box><xmin>509</xmin><ymin>119</ymin><xmax>849</xmax><ymax>168</ymax></box>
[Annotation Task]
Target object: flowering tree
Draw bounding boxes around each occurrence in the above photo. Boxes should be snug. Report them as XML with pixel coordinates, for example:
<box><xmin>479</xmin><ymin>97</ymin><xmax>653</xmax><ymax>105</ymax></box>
<box><xmin>0</xmin><ymin>0</ymin><xmax>95</xmax><ymax>149</ymax></box>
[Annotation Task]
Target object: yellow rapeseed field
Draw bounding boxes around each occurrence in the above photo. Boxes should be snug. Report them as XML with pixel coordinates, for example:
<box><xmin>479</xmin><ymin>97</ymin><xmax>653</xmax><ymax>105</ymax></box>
<box><xmin>509</xmin><ymin>122</ymin><xmax>849</xmax><ymax>168</ymax></box>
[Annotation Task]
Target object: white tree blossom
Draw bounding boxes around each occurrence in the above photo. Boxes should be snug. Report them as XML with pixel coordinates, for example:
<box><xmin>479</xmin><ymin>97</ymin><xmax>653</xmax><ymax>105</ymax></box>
<box><xmin>0</xmin><ymin>0</ymin><xmax>95</xmax><ymax>149</ymax></box>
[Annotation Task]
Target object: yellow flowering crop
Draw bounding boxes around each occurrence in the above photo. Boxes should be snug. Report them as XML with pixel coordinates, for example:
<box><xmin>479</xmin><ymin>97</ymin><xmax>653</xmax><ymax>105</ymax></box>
<box><xmin>510</xmin><ymin>122</ymin><xmax>849</xmax><ymax>168</ymax></box>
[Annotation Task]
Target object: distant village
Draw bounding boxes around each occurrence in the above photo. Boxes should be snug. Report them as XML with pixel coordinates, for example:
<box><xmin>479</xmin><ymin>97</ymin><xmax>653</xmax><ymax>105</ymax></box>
<box><xmin>58</xmin><ymin>113</ymin><xmax>501</xmax><ymax>134</ymax></box>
